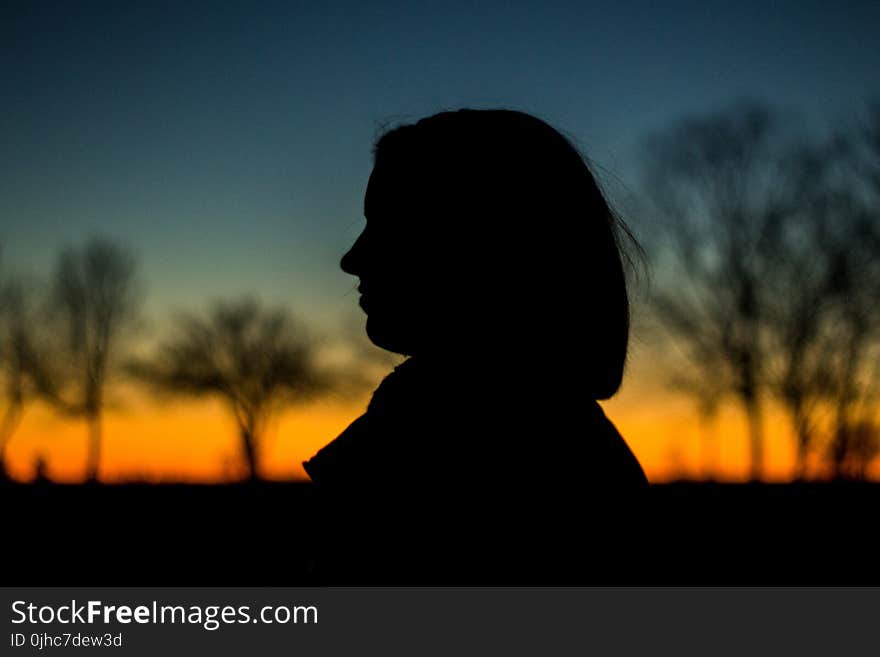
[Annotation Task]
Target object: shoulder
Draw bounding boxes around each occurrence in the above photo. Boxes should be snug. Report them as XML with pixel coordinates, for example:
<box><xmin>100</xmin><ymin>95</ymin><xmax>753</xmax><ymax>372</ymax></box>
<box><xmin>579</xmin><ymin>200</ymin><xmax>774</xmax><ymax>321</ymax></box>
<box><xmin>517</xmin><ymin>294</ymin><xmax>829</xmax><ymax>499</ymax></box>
<box><xmin>534</xmin><ymin>401</ymin><xmax>647</xmax><ymax>491</ymax></box>
<box><xmin>586</xmin><ymin>401</ymin><xmax>649</xmax><ymax>487</ymax></box>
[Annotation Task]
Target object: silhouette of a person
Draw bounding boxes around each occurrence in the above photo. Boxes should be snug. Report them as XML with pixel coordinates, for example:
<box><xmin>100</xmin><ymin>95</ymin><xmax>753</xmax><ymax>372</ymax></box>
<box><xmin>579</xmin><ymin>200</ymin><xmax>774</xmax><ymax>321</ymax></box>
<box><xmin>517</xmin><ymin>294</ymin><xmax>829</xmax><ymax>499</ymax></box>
<box><xmin>304</xmin><ymin>109</ymin><xmax>647</xmax><ymax>580</ymax></box>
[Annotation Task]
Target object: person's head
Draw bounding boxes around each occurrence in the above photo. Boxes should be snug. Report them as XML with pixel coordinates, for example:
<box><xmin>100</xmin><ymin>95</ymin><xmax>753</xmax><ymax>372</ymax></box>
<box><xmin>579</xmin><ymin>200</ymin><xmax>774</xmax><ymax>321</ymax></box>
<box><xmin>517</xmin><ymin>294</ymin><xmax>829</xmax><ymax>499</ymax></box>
<box><xmin>341</xmin><ymin>109</ymin><xmax>637</xmax><ymax>399</ymax></box>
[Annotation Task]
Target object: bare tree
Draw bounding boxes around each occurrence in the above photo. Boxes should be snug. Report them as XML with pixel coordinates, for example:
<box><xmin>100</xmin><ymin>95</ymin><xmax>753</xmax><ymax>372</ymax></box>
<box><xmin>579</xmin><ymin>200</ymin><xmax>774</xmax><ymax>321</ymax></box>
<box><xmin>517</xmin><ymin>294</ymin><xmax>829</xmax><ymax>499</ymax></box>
<box><xmin>827</xmin><ymin>420</ymin><xmax>880</xmax><ymax>481</ymax></box>
<box><xmin>131</xmin><ymin>297</ymin><xmax>331</xmax><ymax>481</ymax></box>
<box><xmin>757</xmin><ymin>143</ymin><xmax>842</xmax><ymax>477</ymax></box>
<box><xmin>643</xmin><ymin>102</ymin><xmax>880</xmax><ymax>480</ymax></box>
<box><xmin>0</xmin><ymin>272</ymin><xmax>43</xmax><ymax>478</ymax></box>
<box><xmin>640</xmin><ymin>102</ymin><xmax>787</xmax><ymax>480</ymax></box>
<box><xmin>42</xmin><ymin>238</ymin><xmax>141</xmax><ymax>482</ymax></box>
<box><xmin>819</xmin><ymin>106</ymin><xmax>880</xmax><ymax>479</ymax></box>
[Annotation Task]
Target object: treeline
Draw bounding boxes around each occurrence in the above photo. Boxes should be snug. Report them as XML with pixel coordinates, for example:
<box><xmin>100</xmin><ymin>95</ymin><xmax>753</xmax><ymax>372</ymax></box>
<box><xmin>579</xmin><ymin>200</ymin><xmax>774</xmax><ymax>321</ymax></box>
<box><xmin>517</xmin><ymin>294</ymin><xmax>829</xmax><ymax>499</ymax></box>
<box><xmin>639</xmin><ymin>101</ymin><xmax>880</xmax><ymax>480</ymax></box>
<box><xmin>0</xmin><ymin>240</ymin><xmax>390</xmax><ymax>482</ymax></box>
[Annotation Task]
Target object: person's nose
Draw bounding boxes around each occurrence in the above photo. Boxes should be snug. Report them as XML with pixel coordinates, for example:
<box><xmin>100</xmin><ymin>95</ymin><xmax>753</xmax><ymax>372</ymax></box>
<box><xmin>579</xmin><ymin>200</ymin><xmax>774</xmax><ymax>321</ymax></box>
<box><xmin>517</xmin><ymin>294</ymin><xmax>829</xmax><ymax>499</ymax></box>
<box><xmin>340</xmin><ymin>229</ymin><xmax>367</xmax><ymax>276</ymax></box>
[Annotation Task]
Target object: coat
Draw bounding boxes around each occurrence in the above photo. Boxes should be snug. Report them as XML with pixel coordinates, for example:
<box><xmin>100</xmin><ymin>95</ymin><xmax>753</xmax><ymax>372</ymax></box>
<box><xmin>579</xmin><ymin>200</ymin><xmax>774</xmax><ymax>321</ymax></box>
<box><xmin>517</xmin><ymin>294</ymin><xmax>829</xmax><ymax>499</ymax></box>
<box><xmin>303</xmin><ymin>356</ymin><xmax>649</xmax><ymax>582</ymax></box>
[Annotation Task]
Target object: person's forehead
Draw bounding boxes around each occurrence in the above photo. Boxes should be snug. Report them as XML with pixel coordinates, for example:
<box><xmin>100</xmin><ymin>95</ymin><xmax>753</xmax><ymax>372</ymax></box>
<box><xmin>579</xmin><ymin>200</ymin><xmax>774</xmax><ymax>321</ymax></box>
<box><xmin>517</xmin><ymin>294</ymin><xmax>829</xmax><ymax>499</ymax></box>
<box><xmin>363</xmin><ymin>162</ymin><xmax>425</xmax><ymax>216</ymax></box>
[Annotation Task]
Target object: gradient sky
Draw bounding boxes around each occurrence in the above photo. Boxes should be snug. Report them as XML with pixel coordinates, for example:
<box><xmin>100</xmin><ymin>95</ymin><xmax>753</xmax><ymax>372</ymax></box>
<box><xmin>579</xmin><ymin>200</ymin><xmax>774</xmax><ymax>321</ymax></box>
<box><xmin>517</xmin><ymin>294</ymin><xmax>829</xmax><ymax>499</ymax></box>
<box><xmin>1</xmin><ymin>0</ymin><xmax>879</xmax><ymax>481</ymax></box>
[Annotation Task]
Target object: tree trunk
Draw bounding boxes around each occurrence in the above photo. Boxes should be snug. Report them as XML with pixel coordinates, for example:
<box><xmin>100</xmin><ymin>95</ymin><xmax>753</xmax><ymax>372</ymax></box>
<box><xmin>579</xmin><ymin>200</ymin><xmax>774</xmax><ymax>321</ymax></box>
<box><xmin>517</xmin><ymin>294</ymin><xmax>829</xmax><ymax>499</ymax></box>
<box><xmin>787</xmin><ymin>397</ymin><xmax>810</xmax><ymax>481</ymax></box>
<box><xmin>86</xmin><ymin>413</ymin><xmax>102</xmax><ymax>483</ymax></box>
<box><xmin>699</xmin><ymin>413</ymin><xmax>717</xmax><ymax>481</ymax></box>
<box><xmin>794</xmin><ymin>440</ymin><xmax>809</xmax><ymax>481</ymax></box>
<box><xmin>743</xmin><ymin>395</ymin><xmax>764</xmax><ymax>482</ymax></box>
<box><xmin>0</xmin><ymin>402</ymin><xmax>23</xmax><ymax>479</ymax></box>
<box><xmin>240</xmin><ymin>426</ymin><xmax>259</xmax><ymax>482</ymax></box>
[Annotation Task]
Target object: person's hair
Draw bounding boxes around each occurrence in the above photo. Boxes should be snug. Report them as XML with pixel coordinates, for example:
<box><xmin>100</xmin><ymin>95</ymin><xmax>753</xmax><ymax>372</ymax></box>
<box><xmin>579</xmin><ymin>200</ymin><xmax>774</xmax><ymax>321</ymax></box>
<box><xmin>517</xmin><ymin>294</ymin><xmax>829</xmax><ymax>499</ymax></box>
<box><xmin>371</xmin><ymin>109</ymin><xmax>638</xmax><ymax>399</ymax></box>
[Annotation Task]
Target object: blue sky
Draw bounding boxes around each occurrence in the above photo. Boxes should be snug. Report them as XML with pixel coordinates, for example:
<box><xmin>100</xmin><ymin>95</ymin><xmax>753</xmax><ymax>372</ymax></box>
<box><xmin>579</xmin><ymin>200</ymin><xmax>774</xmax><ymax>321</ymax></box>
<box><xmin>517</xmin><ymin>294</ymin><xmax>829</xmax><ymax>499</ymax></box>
<box><xmin>2</xmin><ymin>0</ymin><xmax>878</xmax><ymax>329</ymax></box>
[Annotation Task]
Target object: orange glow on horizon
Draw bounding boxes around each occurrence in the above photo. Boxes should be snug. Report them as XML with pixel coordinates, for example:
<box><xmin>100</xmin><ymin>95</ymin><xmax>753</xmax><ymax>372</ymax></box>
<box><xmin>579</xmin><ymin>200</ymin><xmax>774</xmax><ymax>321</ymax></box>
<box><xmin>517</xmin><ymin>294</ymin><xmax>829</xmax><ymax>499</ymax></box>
<box><xmin>4</xmin><ymin>396</ymin><xmax>360</xmax><ymax>484</ymax></box>
<box><xmin>4</xmin><ymin>377</ymin><xmax>879</xmax><ymax>484</ymax></box>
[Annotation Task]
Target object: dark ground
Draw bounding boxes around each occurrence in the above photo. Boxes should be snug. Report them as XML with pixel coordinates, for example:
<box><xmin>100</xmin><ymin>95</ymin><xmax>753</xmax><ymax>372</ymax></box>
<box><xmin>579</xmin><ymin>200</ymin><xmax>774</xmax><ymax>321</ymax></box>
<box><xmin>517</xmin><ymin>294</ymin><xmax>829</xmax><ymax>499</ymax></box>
<box><xmin>3</xmin><ymin>481</ymin><xmax>878</xmax><ymax>585</ymax></box>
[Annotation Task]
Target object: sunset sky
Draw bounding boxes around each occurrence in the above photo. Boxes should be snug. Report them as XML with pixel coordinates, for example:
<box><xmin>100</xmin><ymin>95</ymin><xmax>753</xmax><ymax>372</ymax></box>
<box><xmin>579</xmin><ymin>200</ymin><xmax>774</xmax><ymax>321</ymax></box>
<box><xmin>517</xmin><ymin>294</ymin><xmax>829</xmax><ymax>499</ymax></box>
<box><xmin>2</xmin><ymin>0</ymin><xmax>879</xmax><ymax>482</ymax></box>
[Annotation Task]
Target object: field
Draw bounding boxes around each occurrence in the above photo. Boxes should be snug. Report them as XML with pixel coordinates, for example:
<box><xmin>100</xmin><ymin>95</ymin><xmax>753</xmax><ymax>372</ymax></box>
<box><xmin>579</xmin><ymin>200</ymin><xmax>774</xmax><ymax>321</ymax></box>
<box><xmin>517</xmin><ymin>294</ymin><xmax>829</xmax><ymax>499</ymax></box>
<box><xmin>4</xmin><ymin>481</ymin><xmax>879</xmax><ymax>585</ymax></box>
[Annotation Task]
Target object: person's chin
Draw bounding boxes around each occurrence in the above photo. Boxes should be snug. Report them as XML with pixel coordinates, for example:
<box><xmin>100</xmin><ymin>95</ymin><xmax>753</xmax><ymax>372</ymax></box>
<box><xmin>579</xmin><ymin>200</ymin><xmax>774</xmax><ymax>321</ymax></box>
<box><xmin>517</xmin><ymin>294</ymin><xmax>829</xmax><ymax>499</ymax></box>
<box><xmin>365</xmin><ymin>316</ymin><xmax>412</xmax><ymax>356</ymax></box>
